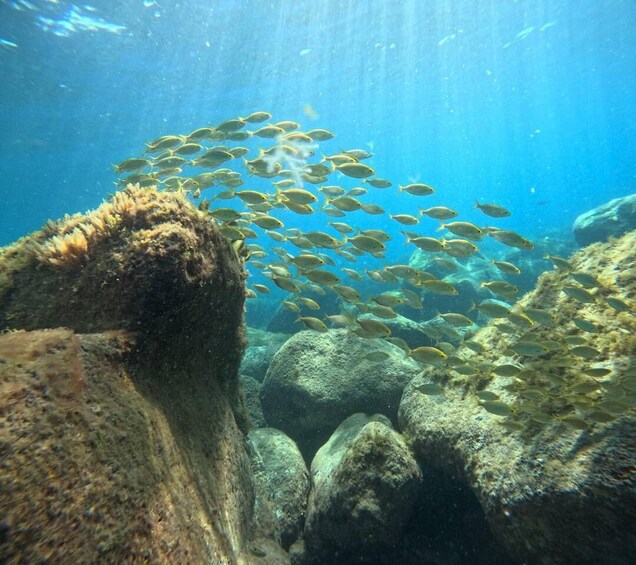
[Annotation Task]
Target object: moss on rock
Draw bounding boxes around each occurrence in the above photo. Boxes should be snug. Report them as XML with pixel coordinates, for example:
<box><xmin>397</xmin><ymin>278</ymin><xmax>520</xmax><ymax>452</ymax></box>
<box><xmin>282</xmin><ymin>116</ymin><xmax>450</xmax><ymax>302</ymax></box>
<box><xmin>0</xmin><ymin>184</ymin><xmax>246</xmax><ymax>374</ymax></box>
<box><xmin>399</xmin><ymin>229</ymin><xmax>636</xmax><ymax>564</ymax></box>
<box><xmin>0</xmin><ymin>186</ymin><xmax>264</xmax><ymax>562</ymax></box>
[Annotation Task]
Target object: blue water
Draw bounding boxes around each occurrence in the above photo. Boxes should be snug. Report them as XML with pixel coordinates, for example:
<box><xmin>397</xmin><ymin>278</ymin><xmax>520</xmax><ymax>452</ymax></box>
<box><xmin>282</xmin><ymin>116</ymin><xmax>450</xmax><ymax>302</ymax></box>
<box><xmin>1</xmin><ymin>0</ymin><xmax>635</xmax><ymax>247</ymax></box>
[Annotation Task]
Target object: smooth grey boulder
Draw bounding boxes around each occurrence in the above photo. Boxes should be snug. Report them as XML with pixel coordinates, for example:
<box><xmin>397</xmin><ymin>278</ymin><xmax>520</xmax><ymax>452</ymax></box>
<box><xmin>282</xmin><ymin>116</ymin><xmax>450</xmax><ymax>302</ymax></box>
<box><xmin>248</xmin><ymin>428</ymin><xmax>310</xmax><ymax>551</ymax></box>
<box><xmin>260</xmin><ymin>329</ymin><xmax>420</xmax><ymax>458</ymax></box>
<box><xmin>303</xmin><ymin>414</ymin><xmax>422</xmax><ymax>562</ymax></box>
<box><xmin>573</xmin><ymin>193</ymin><xmax>636</xmax><ymax>246</ymax></box>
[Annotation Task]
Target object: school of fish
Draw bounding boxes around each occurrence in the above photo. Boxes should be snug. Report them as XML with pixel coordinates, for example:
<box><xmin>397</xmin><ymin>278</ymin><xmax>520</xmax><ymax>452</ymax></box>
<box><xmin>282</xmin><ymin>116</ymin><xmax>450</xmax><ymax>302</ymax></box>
<box><xmin>115</xmin><ymin>113</ymin><xmax>635</xmax><ymax>430</ymax></box>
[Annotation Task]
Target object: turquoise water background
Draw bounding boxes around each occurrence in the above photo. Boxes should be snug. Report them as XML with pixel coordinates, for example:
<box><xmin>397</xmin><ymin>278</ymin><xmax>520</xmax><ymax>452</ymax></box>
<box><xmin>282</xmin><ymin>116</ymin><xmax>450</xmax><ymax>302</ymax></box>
<box><xmin>0</xmin><ymin>0</ymin><xmax>634</xmax><ymax>246</ymax></box>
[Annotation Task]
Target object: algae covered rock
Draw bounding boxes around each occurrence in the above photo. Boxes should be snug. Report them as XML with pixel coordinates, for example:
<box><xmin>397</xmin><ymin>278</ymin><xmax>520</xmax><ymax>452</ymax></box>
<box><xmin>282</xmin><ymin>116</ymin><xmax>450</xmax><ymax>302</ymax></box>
<box><xmin>0</xmin><ymin>184</ymin><xmax>246</xmax><ymax>369</ymax></box>
<box><xmin>0</xmin><ymin>329</ymin><xmax>254</xmax><ymax>563</ymax></box>
<box><xmin>260</xmin><ymin>329</ymin><xmax>420</xmax><ymax>458</ymax></box>
<box><xmin>0</xmin><ymin>187</ymin><xmax>262</xmax><ymax>563</ymax></box>
<box><xmin>303</xmin><ymin>413</ymin><xmax>422</xmax><ymax>562</ymax></box>
<box><xmin>399</xmin><ymin>229</ymin><xmax>636</xmax><ymax>564</ymax></box>
<box><xmin>248</xmin><ymin>427</ymin><xmax>310</xmax><ymax>550</ymax></box>
<box><xmin>573</xmin><ymin>193</ymin><xmax>636</xmax><ymax>246</ymax></box>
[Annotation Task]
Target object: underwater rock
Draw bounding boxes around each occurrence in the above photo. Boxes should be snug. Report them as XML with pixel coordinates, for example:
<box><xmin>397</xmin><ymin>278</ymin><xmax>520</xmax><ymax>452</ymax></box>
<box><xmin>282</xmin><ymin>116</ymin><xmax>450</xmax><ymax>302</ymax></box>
<box><xmin>241</xmin><ymin>375</ymin><xmax>267</xmax><ymax>428</ymax></box>
<box><xmin>241</xmin><ymin>328</ymin><xmax>290</xmax><ymax>382</ymax></box>
<box><xmin>260</xmin><ymin>329</ymin><xmax>420</xmax><ymax>459</ymax></box>
<box><xmin>303</xmin><ymin>413</ymin><xmax>422</xmax><ymax>562</ymax></box>
<box><xmin>0</xmin><ymin>184</ymin><xmax>246</xmax><ymax>365</ymax></box>
<box><xmin>573</xmin><ymin>193</ymin><xmax>636</xmax><ymax>246</ymax></box>
<box><xmin>0</xmin><ymin>187</ymin><xmax>267</xmax><ymax>562</ymax></box>
<box><xmin>248</xmin><ymin>428</ymin><xmax>310</xmax><ymax>550</ymax></box>
<box><xmin>0</xmin><ymin>329</ymin><xmax>254</xmax><ymax>563</ymax></box>
<box><xmin>399</xmin><ymin>230</ymin><xmax>636</xmax><ymax>564</ymax></box>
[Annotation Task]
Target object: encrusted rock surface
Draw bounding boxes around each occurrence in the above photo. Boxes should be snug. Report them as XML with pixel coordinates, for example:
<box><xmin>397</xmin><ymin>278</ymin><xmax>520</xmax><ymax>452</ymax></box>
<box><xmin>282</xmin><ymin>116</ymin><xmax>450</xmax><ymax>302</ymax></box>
<box><xmin>260</xmin><ymin>329</ymin><xmax>420</xmax><ymax>458</ymax></box>
<box><xmin>399</xmin><ymin>230</ymin><xmax>636</xmax><ymax>564</ymax></box>
<box><xmin>248</xmin><ymin>428</ymin><xmax>310</xmax><ymax>550</ymax></box>
<box><xmin>302</xmin><ymin>413</ymin><xmax>422</xmax><ymax>563</ymax></box>
<box><xmin>0</xmin><ymin>186</ymin><xmax>270</xmax><ymax>563</ymax></box>
<box><xmin>0</xmin><ymin>329</ymin><xmax>254</xmax><ymax>563</ymax></box>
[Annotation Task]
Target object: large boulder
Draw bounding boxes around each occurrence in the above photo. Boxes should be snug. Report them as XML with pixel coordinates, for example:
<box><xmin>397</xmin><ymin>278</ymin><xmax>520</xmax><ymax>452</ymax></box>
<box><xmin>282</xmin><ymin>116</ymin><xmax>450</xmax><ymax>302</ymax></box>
<box><xmin>303</xmin><ymin>413</ymin><xmax>422</xmax><ymax>563</ymax></box>
<box><xmin>399</xmin><ymin>229</ymin><xmax>636</xmax><ymax>564</ymax></box>
<box><xmin>573</xmin><ymin>193</ymin><xmax>636</xmax><ymax>246</ymax></box>
<box><xmin>0</xmin><ymin>186</ymin><xmax>268</xmax><ymax>563</ymax></box>
<box><xmin>248</xmin><ymin>428</ymin><xmax>310</xmax><ymax>550</ymax></box>
<box><xmin>260</xmin><ymin>329</ymin><xmax>420</xmax><ymax>458</ymax></box>
<box><xmin>0</xmin><ymin>185</ymin><xmax>246</xmax><ymax>368</ymax></box>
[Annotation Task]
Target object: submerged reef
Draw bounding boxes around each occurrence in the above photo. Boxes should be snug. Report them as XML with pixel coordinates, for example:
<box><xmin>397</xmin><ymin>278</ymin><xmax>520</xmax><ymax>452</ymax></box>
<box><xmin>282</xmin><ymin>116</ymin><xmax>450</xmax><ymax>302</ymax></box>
<box><xmin>1</xmin><ymin>109</ymin><xmax>634</xmax><ymax>563</ymax></box>
<box><xmin>0</xmin><ymin>186</ymin><xmax>265</xmax><ymax>563</ymax></box>
<box><xmin>399</xmin><ymin>229</ymin><xmax>636</xmax><ymax>564</ymax></box>
<box><xmin>244</xmin><ymin>229</ymin><xmax>635</xmax><ymax>563</ymax></box>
